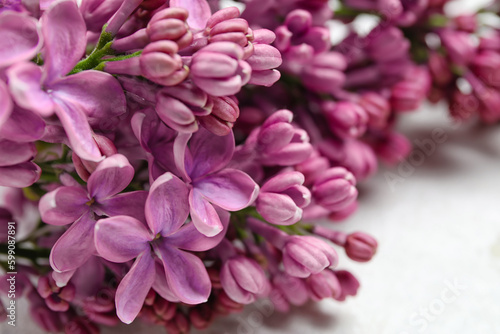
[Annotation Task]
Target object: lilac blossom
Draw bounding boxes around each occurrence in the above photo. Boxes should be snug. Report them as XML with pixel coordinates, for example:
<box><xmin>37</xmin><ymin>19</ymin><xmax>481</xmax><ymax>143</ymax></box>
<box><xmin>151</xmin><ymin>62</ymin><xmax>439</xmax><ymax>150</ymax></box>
<box><xmin>6</xmin><ymin>0</ymin><xmax>126</xmax><ymax>162</ymax></box>
<box><xmin>171</xmin><ymin>128</ymin><xmax>259</xmax><ymax>237</ymax></box>
<box><xmin>38</xmin><ymin>154</ymin><xmax>147</xmax><ymax>274</ymax></box>
<box><xmin>94</xmin><ymin>172</ymin><xmax>229</xmax><ymax>323</ymax></box>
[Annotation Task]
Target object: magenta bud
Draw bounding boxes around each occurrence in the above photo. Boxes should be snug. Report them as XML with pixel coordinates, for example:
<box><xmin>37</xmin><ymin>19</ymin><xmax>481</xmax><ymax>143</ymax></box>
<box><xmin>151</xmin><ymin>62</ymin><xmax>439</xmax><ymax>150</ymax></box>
<box><xmin>220</xmin><ymin>255</ymin><xmax>270</xmax><ymax>304</ymax></box>
<box><xmin>358</xmin><ymin>92</ymin><xmax>391</xmax><ymax>129</ymax></box>
<box><xmin>271</xmin><ymin>272</ymin><xmax>309</xmax><ymax>307</ymax></box>
<box><xmin>301</xmin><ymin>52</ymin><xmax>347</xmax><ymax>93</ymax></box>
<box><xmin>334</xmin><ymin>270</ymin><xmax>360</xmax><ymax>301</ymax></box>
<box><xmin>207</xmin><ymin>7</ymin><xmax>241</xmax><ymax>29</ymax></box>
<box><xmin>285</xmin><ymin>9</ymin><xmax>312</xmax><ymax>35</ymax></box>
<box><xmin>306</xmin><ymin>269</ymin><xmax>341</xmax><ymax>301</ymax></box>
<box><xmin>282</xmin><ymin>235</ymin><xmax>338</xmax><ymax>278</ymax></box>
<box><xmin>155</xmin><ymin>90</ymin><xmax>198</xmax><ymax>133</ymax></box>
<box><xmin>375</xmin><ymin>132</ymin><xmax>412</xmax><ymax>165</ymax></box>
<box><xmin>147</xmin><ymin>8</ymin><xmax>192</xmax><ymax>49</ymax></box>
<box><xmin>189</xmin><ymin>304</ymin><xmax>213</xmax><ymax>329</ymax></box>
<box><xmin>64</xmin><ymin>317</ymin><xmax>99</xmax><ymax>334</ymax></box>
<box><xmin>274</xmin><ymin>25</ymin><xmax>293</xmax><ymax>51</ymax></box>
<box><xmin>257</xmin><ymin>171</ymin><xmax>311</xmax><ymax>225</ymax></box>
<box><xmin>439</xmin><ymin>29</ymin><xmax>477</xmax><ymax>66</ymax></box>
<box><xmin>345</xmin><ymin>232</ymin><xmax>378</xmax><ymax>262</ymax></box>
<box><xmin>328</xmin><ymin>201</ymin><xmax>358</xmax><ymax>221</ymax></box>
<box><xmin>312</xmin><ymin>167</ymin><xmax>357</xmax><ymax>211</ymax></box>
<box><xmin>471</xmin><ymin>51</ymin><xmax>500</xmax><ymax>88</ymax></box>
<box><xmin>80</xmin><ymin>0</ymin><xmax>122</xmax><ymax>32</ymax></box>
<box><xmin>190</xmin><ymin>42</ymin><xmax>251</xmax><ymax>96</ymax></box>
<box><xmin>427</xmin><ymin>52</ymin><xmax>453</xmax><ymax>87</ymax></box>
<box><xmin>454</xmin><ymin>14</ymin><xmax>477</xmax><ymax>33</ymax></box>
<box><xmin>323</xmin><ymin>101</ymin><xmax>368</xmax><ymax>139</ymax></box>
<box><xmin>198</xmin><ymin>96</ymin><xmax>239</xmax><ymax>136</ymax></box>
<box><xmin>140</xmin><ymin>41</ymin><xmax>188</xmax><ymax>86</ymax></box>
<box><xmin>391</xmin><ymin>66</ymin><xmax>431</xmax><ymax>112</ymax></box>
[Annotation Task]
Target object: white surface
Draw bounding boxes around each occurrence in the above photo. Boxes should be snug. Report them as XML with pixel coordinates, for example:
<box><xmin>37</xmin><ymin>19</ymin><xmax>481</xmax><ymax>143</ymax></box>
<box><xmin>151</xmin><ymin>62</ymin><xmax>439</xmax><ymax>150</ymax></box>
<box><xmin>2</xmin><ymin>104</ymin><xmax>500</xmax><ymax>334</ymax></box>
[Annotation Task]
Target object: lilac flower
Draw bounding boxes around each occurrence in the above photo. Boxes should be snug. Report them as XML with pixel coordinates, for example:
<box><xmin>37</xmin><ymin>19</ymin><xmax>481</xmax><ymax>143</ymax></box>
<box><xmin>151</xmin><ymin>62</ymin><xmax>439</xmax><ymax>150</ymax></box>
<box><xmin>94</xmin><ymin>172</ymin><xmax>229</xmax><ymax>323</ymax></box>
<box><xmin>322</xmin><ymin>101</ymin><xmax>368</xmax><ymax>139</ymax></box>
<box><xmin>6</xmin><ymin>0</ymin><xmax>126</xmax><ymax>162</ymax></box>
<box><xmin>173</xmin><ymin>128</ymin><xmax>259</xmax><ymax>236</ymax></box>
<box><xmin>311</xmin><ymin>167</ymin><xmax>358</xmax><ymax>212</ymax></box>
<box><xmin>306</xmin><ymin>269</ymin><xmax>341</xmax><ymax>301</ymax></box>
<box><xmin>39</xmin><ymin>154</ymin><xmax>147</xmax><ymax>274</ymax></box>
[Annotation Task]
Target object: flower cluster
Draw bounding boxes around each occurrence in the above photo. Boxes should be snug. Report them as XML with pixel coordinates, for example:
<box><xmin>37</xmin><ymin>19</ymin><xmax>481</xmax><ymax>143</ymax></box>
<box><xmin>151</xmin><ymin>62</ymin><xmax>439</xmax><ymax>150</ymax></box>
<box><xmin>0</xmin><ymin>0</ymin><xmax>498</xmax><ymax>333</ymax></box>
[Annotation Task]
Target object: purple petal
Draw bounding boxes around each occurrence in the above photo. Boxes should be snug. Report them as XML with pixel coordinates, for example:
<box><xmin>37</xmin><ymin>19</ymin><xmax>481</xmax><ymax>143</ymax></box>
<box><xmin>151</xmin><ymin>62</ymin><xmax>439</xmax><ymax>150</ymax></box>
<box><xmin>97</xmin><ymin>191</ymin><xmax>148</xmax><ymax>222</ymax></box>
<box><xmin>0</xmin><ymin>11</ymin><xmax>41</xmax><ymax>68</ymax></box>
<box><xmin>189</xmin><ymin>189</ymin><xmax>224</xmax><ymax>237</ymax></box>
<box><xmin>7</xmin><ymin>62</ymin><xmax>55</xmax><ymax>117</ymax></box>
<box><xmin>173</xmin><ymin>132</ymin><xmax>192</xmax><ymax>182</ymax></box>
<box><xmin>188</xmin><ymin>127</ymin><xmax>235</xmax><ymax>179</ymax></box>
<box><xmin>152</xmin><ymin>262</ymin><xmax>181</xmax><ymax>302</ymax></box>
<box><xmin>0</xmin><ymin>162</ymin><xmax>41</xmax><ymax>188</ymax></box>
<box><xmin>50</xmin><ymin>213</ymin><xmax>96</xmax><ymax>273</ymax></box>
<box><xmin>87</xmin><ymin>154</ymin><xmax>134</xmax><ymax>200</ymax></box>
<box><xmin>145</xmin><ymin>173</ymin><xmax>190</xmax><ymax>236</ymax></box>
<box><xmin>194</xmin><ymin>169</ymin><xmax>259</xmax><ymax>211</ymax></box>
<box><xmin>154</xmin><ymin>243</ymin><xmax>211</xmax><ymax>304</ymax></box>
<box><xmin>51</xmin><ymin>71</ymin><xmax>126</xmax><ymax>124</ymax></box>
<box><xmin>0</xmin><ymin>107</ymin><xmax>45</xmax><ymax>142</ymax></box>
<box><xmin>0</xmin><ymin>80</ymin><xmax>13</xmax><ymax>127</ymax></box>
<box><xmin>39</xmin><ymin>186</ymin><xmax>89</xmax><ymax>226</ymax></box>
<box><xmin>166</xmin><ymin>209</ymin><xmax>229</xmax><ymax>252</ymax></box>
<box><xmin>0</xmin><ymin>140</ymin><xmax>36</xmax><ymax>166</ymax></box>
<box><xmin>53</xmin><ymin>100</ymin><xmax>102</xmax><ymax>162</ymax></box>
<box><xmin>115</xmin><ymin>250</ymin><xmax>156</xmax><ymax>324</ymax></box>
<box><xmin>41</xmin><ymin>0</ymin><xmax>86</xmax><ymax>81</ymax></box>
<box><xmin>95</xmin><ymin>216</ymin><xmax>152</xmax><ymax>263</ymax></box>
<box><xmin>170</xmin><ymin>0</ymin><xmax>211</xmax><ymax>31</ymax></box>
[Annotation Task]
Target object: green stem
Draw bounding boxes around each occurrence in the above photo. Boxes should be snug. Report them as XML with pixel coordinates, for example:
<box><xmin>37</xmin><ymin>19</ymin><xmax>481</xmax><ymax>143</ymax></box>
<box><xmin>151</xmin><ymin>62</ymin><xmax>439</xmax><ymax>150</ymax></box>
<box><xmin>0</xmin><ymin>244</ymin><xmax>51</xmax><ymax>262</ymax></box>
<box><xmin>69</xmin><ymin>42</ymin><xmax>115</xmax><ymax>74</ymax></box>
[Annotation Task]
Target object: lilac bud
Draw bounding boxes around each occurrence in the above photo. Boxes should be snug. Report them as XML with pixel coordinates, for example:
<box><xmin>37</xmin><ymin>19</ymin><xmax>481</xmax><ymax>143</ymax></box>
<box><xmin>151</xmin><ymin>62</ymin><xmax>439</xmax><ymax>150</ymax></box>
<box><xmin>454</xmin><ymin>14</ymin><xmax>477</xmax><ymax>33</ymax></box>
<box><xmin>471</xmin><ymin>51</ymin><xmax>500</xmax><ymax>89</ymax></box>
<box><xmin>64</xmin><ymin>317</ymin><xmax>99</xmax><ymax>334</ymax></box>
<box><xmin>199</xmin><ymin>96</ymin><xmax>239</xmax><ymax>136</ymax></box>
<box><xmin>328</xmin><ymin>201</ymin><xmax>358</xmax><ymax>221</ymax></box>
<box><xmin>190</xmin><ymin>42</ymin><xmax>251</xmax><ymax>96</ymax></box>
<box><xmin>428</xmin><ymin>52</ymin><xmax>453</xmax><ymax>87</ymax></box>
<box><xmin>319</xmin><ymin>139</ymin><xmax>378</xmax><ymax>181</ymax></box>
<box><xmin>147</xmin><ymin>8</ymin><xmax>193</xmax><ymax>49</ymax></box>
<box><xmin>214</xmin><ymin>290</ymin><xmax>244</xmax><ymax>314</ymax></box>
<box><xmin>256</xmin><ymin>171</ymin><xmax>311</xmax><ymax>225</ymax></box>
<box><xmin>271</xmin><ymin>272</ymin><xmax>309</xmax><ymax>309</ymax></box>
<box><xmin>282</xmin><ymin>235</ymin><xmax>338</xmax><ymax>278</ymax></box>
<box><xmin>439</xmin><ymin>29</ymin><xmax>477</xmax><ymax>66</ymax></box>
<box><xmin>285</xmin><ymin>9</ymin><xmax>312</xmax><ymax>35</ymax></box>
<box><xmin>358</xmin><ymin>92</ymin><xmax>391</xmax><ymax>129</ymax></box>
<box><xmin>165</xmin><ymin>312</ymin><xmax>190</xmax><ymax>334</ymax></box>
<box><xmin>295</xmin><ymin>150</ymin><xmax>330</xmax><ymax>186</ymax></box>
<box><xmin>140</xmin><ymin>40</ymin><xmax>188</xmax><ymax>86</ymax></box>
<box><xmin>37</xmin><ymin>275</ymin><xmax>76</xmax><ymax>312</ymax></box>
<box><xmin>80</xmin><ymin>0</ymin><xmax>122</xmax><ymax>32</ymax></box>
<box><xmin>391</xmin><ymin>66</ymin><xmax>431</xmax><ymax>112</ymax></box>
<box><xmin>306</xmin><ymin>269</ymin><xmax>341</xmax><ymax>301</ymax></box>
<box><xmin>301</xmin><ymin>52</ymin><xmax>347</xmax><ymax>93</ymax></box>
<box><xmin>375</xmin><ymin>132</ymin><xmax>412</xmax><ymax>165</ymax></box>
<box><xmin>155</xmin><ymin>90</ymin><xmax>199</xmax><ymax>133</ymax></box>
<box><xmin>323</xmin><ymin>101</ymin><xmax>368</xmax><ymax>139</ymax></box>
<box><xmin>189</xmin><ymin>304</ymin><xmax>213</xmax><ymax>329</ymax></box>
<box><xmin>367</xmin><ymin>27</ymin><xmax>410</xmax><ymax>63</ymax></box>
<box><xmin>312</xmin><ymin>167</ymin><xmax>357</xmax><ymax>211</ymax></box>
<box><xmin>345</xmin><ymin>232</ymin><xmax>378</xmax><ymax>262</ymax></box>
<box><xmin>334</xmin><ymin>270</ymin><xmax>360</xmax><ymax>301</ymax></box>
<box><xmin>254</xmin><ymin>110</ymin><xmax>313</xmax><ymax>166</ymax></box>
<box><xmin>220</xmin><ymin>255</ymin><xmax>270</xmax><ymax>304</ymax></box>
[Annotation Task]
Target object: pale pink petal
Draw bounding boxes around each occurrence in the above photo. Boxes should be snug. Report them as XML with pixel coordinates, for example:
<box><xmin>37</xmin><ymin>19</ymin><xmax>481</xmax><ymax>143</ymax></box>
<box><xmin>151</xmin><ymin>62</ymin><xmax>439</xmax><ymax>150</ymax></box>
<box><xmin>95</xmin><ymin>216</ymin><xmax>152</xmax><ymax>263</ymax></box>
<box><xmin>188</xmin><ymin>127</ymin><xmax>235</xmax><ymax>179</ymax></box>
<box><xmin>50</xmin><ymin>213</ymin><xmax>96</xmax><ymax>273</ymax></box>
<box><xmin>115</xmin><ymin>251</ymin><xmax>156</xmax><ymax>324</ymax></box>
<box><xmin>39</xmin><ymin>186</ymin><xmax>89</xmax><ymax>226</ymax></box>
<box><xmin>41</xmin><ymin>0</ymin><xmax>86</xmax><ymax>81</ymax></box>
<box><xmin>154</xmin><ymin>243</ymin><xmax>211</xmax><ymax>304</ymax></box>
<box><xmin>145</xmin><ymin>173</ymin><xmax>190</xmax><ymax>236</ymax></box>
<box><xmin>189</xmin><ymin>189</ymin><xmax>223</xmax><ymax>237</ymax></box>
<box><xmin>170</xmin><ymin>0</ymin><xmax>211</xmax><ymax>31</ymax></box>
<box><xmin>87</xmin><ymin>154</ymin><xmax>134</xmax><ymax>200</ymax></box>
<box><xmin>194</xmin><ymin>169</ymin><xmax>259</xmax><ymax>211</ymax></box>
<box><xmin>166</xmin><ymin>209</ymin><xmax>229</xmax><ymax>252</ymax></box>
<box><xmin>0</xmin><ymin>11</ymin><xmax>41</xmax><ymax>68</ymax></box>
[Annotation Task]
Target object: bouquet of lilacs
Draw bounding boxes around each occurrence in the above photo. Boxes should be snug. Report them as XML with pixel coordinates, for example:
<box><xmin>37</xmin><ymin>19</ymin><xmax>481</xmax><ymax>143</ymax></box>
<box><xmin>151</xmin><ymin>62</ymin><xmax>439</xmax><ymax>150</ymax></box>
<box><xmin>0</xmin><ymin>0</ymin><xmax>498</xmax><ymax>333</ymax></box>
